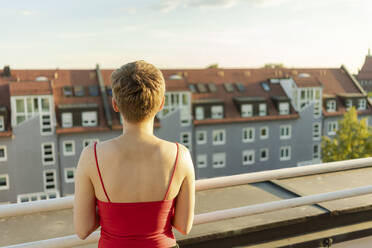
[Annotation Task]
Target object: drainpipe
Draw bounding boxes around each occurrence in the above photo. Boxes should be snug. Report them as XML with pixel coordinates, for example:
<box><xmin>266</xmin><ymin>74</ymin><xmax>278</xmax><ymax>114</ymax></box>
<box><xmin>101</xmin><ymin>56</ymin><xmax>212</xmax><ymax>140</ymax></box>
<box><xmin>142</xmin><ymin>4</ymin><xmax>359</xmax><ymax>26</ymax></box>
<box><xmin>96</xmin><ymin>64</ymin><xmax>112</xmax><ymax>128</ymax></box>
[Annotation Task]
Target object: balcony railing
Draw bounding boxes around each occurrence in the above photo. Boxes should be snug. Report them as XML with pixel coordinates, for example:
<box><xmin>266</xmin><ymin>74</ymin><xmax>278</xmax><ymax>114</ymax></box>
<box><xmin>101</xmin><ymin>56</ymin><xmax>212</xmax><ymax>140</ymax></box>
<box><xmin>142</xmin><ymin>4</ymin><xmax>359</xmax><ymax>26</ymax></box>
<box><xmin>1</xmin><ymin>157</ymin><xmax>372</xmax><ymax>248</ymax></box>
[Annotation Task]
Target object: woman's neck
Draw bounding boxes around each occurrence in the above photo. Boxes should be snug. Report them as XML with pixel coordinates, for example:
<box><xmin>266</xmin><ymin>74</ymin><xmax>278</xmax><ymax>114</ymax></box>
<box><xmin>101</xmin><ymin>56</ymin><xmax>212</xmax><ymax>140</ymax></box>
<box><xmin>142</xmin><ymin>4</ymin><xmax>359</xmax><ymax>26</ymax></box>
<box><xmin>122</xmin><ymin>118</ymin><xmax>154</xmax><ymax>137</ymax></box>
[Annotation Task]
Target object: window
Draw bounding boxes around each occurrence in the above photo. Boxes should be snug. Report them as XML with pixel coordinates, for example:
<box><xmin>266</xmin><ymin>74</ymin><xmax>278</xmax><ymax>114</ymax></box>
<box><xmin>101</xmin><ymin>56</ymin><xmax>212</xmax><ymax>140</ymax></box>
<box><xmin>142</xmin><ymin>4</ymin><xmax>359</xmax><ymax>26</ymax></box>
<box><xmin>280</xmin><ymin>125</ymin><xmax>291</xmax><ymax>139</ymax></box>
<box><xmin>82</xmin><ymin>111</ymin><xmax>97</xmax><ymax>127</ymax></box>
<box><xmin>0</xmin><ymin>146</ymin><xmax>7</xmax><ymax>161</ymax></box>
<box><xmin>313</xmin><ymin>122</ymin><xmax>321</xmax><ymax>141</ymax></box>
<box><xmin>64</xmin><ymin>168</ymin><xmax>76</xmax><ymax>183</ymax></box>
<box><xmin>212</xmin><ymin>129</ymin><xmax>226</xmax><ymax>145</ymax></box>
<box><xmin>242</xmin><ymin>150</ymin><xmax>255</xmax><ymax>165</ymax></box>
<box><xmin>180</xmin><ymin>108</ymin><xmax>191</xmax><ymax>126</ymax></box>
<box><xmin>260</xmin><ymin>127</ymin><xmax>269</xmax><ymax>139</ymax></box>
<box><xmin>0</xmin><ymin>116</ymin><xmax>4</xmax><ymax>131</ymax></box>
<box><xmin>83</xmin><ymin>139</ymin><xmax>99</xmax><ymax>148</ymax></box>
<box><xmin>280</xmin><ymin>146</ymin><xmax>291</xmax><ymax>161</ymax></box>
<box><xmin>211</xmin><ymin>105</ymin><xmax>223</xmax><ymax>119</ymax></box>
<box><xmin>313</xmin><ymin>144</ymin><xmax>320</xmax><ymax>159</ymax></box>
<box><xmin>180</xmin><ymin>132</ymin><xmax>191</xmax><ymax>150</ymax></box>
<box><xmin>63</xmin><ymin>140</ymin><xmax>75</xmax><ymax>156</ymax></box>
<box><xmin>212</xmin><ymin>153</ymin><xmax>226</xmax><ymax>168</ymax></box>
<box><xmin>41</xmin><ymin>143</ymin><xmax>55</xmax><ymax>165</ymax></box>
<box><xmin>326</xmin><ymin>100</ymin><xmax>336</xmax><ymax>112</ymax></box>
<box><xmin>88</xmin><ymin>85</ymin><xmax>99</xmax><ymax>96</ymax></box>
<box><xmin>17</xmin><ymin>191</ymin><xmax>59</xmax><ymax>203</ymax></box>
<box><xmin>241</xmin><ymin>104</ymin><xmax>253</xmax><ymax>117</ymax></box>
<box><xmin>196</xmin><ymin>130</ymin><xmax>207</xmax><ymax>145</ymax></box>
<box><xmin>41</xmin><ymin>97</ymin><xmax>50</xmax><ymax>112</ymax></box>
<box><xmin>196</xmin><ymin>154</ymin><xmax>207</xmax><ymax>168</ymax></box>
<box><xmin>260</xmin><ymin>148</ymin><xmax>269</xmax><ymax>161</ymax></box>
<box><xmin>195</xmin><ymin>106</ymin><xmax>204</xmax><ymax>120</ymax></box>
<box><xmin>242</xmin><ymin>127</ymin><xmax>255</xmax><ymax>143</ymax></box>
<box><xmin>279</xmin><ymin>102</ymin><xmax>289</xmax><ymax>115</ymax></box>
<box><xmin>314</xmin><ymin>102</ymin><xmax>321</xmax><ymax>118</ymax></box>
<box><xmin>259</xmin><ymin>103</ymin><xmax>267</xmax><ymax>116</ymax></box>
<box><xmin>40</xmin><ymin>114</ymin><xmax>52</xmax><ymax>134</ymax></box>
<box><xmin>43</xmin><ymin>170</ymin><xmax>57</xmax><ymax>191</ymax></box>
<box><xmin>327</xmin><ymin>121</ymin><xmax>338</xmax><ymax>135</ymax></box>
<box><xmin>74</xmin><ymin>85</ymin><xmax>85</xmax><ymax>97</ymax></box>
<box><xmin>358</xmin><ymin>99</ymin><xmax>366</xmax><ymax>110</ymax></box>
<box><xmin>62</xmin><ymin>112</ymin><xmax>73</xmax><ymax>128</ymax></box>
<box><xmin>346</xmin><ymin>99</ymin><xmax>353</xmax><ymax>110</ymax></box>
<box><xmin>0</xmin><ymin>174</ymin><xmax>9</xmax><ymax>190</ymax></box>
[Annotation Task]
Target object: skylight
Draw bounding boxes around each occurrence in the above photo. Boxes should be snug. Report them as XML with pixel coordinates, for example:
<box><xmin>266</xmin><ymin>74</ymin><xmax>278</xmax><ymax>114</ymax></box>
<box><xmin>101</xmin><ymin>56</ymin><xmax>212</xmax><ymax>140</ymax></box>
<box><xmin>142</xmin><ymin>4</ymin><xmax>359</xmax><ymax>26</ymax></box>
<box><xmin>62</xmin><ymin>86</ymin><xmax>73</xmax><ymax>97</ymax></box>
<box><xmin>189</xmin><ymin>84</ymin><xmax>197</xmax><ymax>93</ymax></box>
<box><xmin>196</xmin><ymin>83</ymin><xmax>208</xmax><ymax>93</ymax></box>
<box><xmin>88</xmin><ymin>85</ymin><xmax>99</xmax><ymax>96</ymax></box>
<box><xmin>73</xmin><ymin>85</ymin><xmax>85</xmax><ymax>97</ymax></box>
<box><xmin>223</xmin><ymin>83</ymin><xmax>235</xmax><ymax>93</ymax></box>
<box><xmin>208</xmin><ymin>83</ymin><xmax>218</xmax><ymax>93</ymax></box>
<box><xmin>235</xmin><ymin>82</ymin><xmax>245</xmax><ymax>92</ymax></box>
<box><xmin>35</xmin><ymin>76</ymin><xmax>48</xmax><ymax>82</ymax></box>
<box><xmin>261</xmin><ymin>82</ymin><xmax>270</xmax><ymax>91</ymax></box>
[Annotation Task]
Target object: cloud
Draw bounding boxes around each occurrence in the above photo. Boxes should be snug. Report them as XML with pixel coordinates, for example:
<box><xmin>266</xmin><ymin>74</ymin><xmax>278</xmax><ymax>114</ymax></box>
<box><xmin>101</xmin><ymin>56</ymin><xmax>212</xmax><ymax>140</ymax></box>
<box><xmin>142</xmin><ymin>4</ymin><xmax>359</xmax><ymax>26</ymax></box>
<box><xmin>19</xmin><ymin>10</ymin><xmax>32</xmax><ymax>16</ymax></box>
<box><xmin>151</xmin><ymin>0</ymin><xmax>294</xmax><ymax>12</ymax></box>
<box><xmin>151</xmin><ymin>0</ymin><xmax>183</xmax><ymax>13</ymax></box>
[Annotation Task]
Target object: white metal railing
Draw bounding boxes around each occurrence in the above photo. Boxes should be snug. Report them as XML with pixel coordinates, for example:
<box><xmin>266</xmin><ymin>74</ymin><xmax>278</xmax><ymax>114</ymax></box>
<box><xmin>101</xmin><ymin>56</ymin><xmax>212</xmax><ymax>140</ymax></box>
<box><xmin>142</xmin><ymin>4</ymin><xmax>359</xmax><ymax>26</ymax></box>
<box><xmin>2</xmin><ymin>157</ymin><xmax>372</xmax><ymax>247</ymax></box>
<box><xmin>5</xmin><ymin>185</ymin><xmax>372</xmax><ymax>248</ymax></box>
<box><xmin>1</xmin><ymin>157</ymin><xmax>372</xmax><ymax>219</ymax></box>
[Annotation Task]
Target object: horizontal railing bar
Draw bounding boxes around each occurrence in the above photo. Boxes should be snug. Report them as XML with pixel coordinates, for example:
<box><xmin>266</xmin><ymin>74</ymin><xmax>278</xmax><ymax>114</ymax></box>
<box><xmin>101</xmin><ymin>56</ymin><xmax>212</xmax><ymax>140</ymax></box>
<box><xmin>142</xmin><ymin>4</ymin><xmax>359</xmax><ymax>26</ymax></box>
<box><xmin>4</xmin><ymin>185</ymin><xmax>372</xmax><ymax>248</ymax></box>
<box><xmin>196</xmin><ymin>157</ymin><xmax>372</xmax><ymax>191</ymax></box>
<box><xmin>1</xmin><ymin>157</ymin><xmax>372</xmax><ymax>219</ymax></box>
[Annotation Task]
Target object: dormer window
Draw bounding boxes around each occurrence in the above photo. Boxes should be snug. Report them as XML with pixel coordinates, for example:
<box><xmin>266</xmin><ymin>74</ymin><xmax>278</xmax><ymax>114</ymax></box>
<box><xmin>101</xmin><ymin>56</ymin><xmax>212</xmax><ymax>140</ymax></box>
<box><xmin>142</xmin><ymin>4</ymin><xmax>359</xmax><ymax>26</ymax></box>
<box><xmin>0</xmin><ymin>116</ymin><xmax>4</xmax><ymax>131</ymax></box>
<box><xmin>259</xmin><ymin>103</ymin><xmax>267</xmax><ymax>116</ymax></box>
<box><xmin>211</xmin><ymin>105</ymin><xmax>223</xmax><ymax>119</ymax></box>
<box><xmin>346</xmin><ymin>99</ymin><xmax>353</xmax><ymax>110</ymax></box>
<box><xmin>358</xmin><ymin>99</ymin><xmax>366</xmax><ymax>110</ymax></box>
<box><xmin>279</xmin><ymin>102</ymin><xmax>289</xmax><ymax>115</ymax></box>
<box><xmin>326</xmin><ymin>100</ymin><xmax>336</xmax><ymax>112</ymax></box>
<box><xmin>195</xmin><ymin>106</ymin><xmax>204</xmax><ymax>120</ymax></box>
<box><xmin>61</xmin><ymin>112</ymin><xmax>73</xmax><ymax>128</ymax></box>
<box><xmin>241</xmin><ymin>104</ymin><xmax>253</xmax><ymax>117</ymax></box>
<box><xmin>82</xmin><ymin>111</ymin><xmax>98</xmax><ymax>127</ymax></box>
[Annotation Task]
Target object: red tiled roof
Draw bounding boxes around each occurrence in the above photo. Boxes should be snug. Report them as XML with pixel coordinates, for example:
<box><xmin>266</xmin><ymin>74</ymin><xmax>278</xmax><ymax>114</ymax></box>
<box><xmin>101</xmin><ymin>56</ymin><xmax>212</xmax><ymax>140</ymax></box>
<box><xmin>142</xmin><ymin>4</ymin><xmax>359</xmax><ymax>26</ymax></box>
<box><xmin>9</xmin><ymin>81</ymin><xmax>52</xmax><ymax>96</ymax></box>
<box><xmin>358</xmin><ymin>56</ymin><xmax>372</xmax><ymax>80</ymax></box>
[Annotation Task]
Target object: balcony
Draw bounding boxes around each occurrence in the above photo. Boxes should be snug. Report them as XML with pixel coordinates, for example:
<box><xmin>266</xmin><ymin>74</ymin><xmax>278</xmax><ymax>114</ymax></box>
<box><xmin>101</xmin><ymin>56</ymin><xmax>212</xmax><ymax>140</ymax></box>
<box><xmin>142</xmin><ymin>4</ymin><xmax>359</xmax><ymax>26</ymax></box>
<box><xmin>1</xmin><ymin>158</ymin><xmax>372</xmax><ymax>247</ymax></box>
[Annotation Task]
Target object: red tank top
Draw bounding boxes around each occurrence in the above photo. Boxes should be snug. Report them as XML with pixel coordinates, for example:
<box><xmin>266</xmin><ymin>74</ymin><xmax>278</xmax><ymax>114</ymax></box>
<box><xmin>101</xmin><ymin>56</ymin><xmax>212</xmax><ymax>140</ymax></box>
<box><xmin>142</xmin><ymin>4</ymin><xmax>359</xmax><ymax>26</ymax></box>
<box><xmin>94</xmin><ymin>142</ymin><xmax>179</xmax><ymax>248</ymax></box>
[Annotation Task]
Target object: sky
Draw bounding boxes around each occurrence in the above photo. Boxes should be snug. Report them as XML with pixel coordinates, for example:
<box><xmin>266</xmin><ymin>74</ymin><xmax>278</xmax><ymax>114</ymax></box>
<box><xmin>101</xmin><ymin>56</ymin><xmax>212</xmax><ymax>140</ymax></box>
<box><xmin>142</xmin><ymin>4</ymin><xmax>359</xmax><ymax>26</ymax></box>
<box><xmin>1</xmin><ymin>0</ymin><xmax>372</xmax><ymax>73</ymax></box>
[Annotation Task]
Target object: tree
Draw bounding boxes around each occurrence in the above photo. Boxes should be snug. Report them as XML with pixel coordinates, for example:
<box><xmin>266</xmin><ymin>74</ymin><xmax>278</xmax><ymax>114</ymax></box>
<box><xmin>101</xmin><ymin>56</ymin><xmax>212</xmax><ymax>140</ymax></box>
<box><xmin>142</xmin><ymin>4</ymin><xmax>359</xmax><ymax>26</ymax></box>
<box><xmin>207</xmin><ymin>63</ymin><xmax>219</xmax><ymax>69</ymax></box>
<box><xmin>263</xmin><ymin>63</ymin><xmax>285</xmax><ymax>69</ymax></box>
<box><xmin>321</xmin><ymin>106</ymin><xmax>372</xmax><ymax>162</ymax></box>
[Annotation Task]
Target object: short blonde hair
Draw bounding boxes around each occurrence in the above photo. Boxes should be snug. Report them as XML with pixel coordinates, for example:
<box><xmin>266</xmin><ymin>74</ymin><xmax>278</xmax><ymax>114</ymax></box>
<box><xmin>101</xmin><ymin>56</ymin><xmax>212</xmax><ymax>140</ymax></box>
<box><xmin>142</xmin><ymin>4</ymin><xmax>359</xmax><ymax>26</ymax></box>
<box><xmin>111</xmin><ymin>61</ymin><xmax>165</xmax><ymax>123</ymax></box>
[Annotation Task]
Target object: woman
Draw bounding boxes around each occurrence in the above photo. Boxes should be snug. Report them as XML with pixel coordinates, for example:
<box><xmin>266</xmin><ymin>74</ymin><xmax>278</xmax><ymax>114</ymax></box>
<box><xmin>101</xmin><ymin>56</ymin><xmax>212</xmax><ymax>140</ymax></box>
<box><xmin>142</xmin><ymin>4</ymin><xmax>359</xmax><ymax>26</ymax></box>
<box><xmin>73</xmin><ymin>61</ymin><xmax>195</xmax><ymax>248</ymax></box>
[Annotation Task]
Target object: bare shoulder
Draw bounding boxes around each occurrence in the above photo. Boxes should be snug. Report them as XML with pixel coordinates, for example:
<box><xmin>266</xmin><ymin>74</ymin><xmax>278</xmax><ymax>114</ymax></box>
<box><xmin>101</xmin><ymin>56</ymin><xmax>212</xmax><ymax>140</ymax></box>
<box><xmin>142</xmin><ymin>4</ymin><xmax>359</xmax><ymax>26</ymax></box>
<box><xmin>76</xmin><ymin>143</ymin><xmax>96</xmax><ymax>176</ymax></box>
<box><xmin>176</xmin><ymin>143</ymin><xmax>195</xmax><ymax>178</ymax></box>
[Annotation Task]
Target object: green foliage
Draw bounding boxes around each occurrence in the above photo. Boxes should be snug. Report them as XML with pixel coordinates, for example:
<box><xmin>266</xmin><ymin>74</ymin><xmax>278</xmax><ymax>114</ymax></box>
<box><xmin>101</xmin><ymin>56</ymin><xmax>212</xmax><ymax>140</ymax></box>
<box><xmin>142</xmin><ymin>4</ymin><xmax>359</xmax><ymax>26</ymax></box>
<box><xmin>263</xmin><ymin>63</ymin><xmax>285</xmax><ymax>69</ymax></box>
<box><xmin>321</xmin><ymin>106</ymin><xmax>372</xmax><ymax>162</ymax></box>
<box><xmin>207</xmin><ymin>63</ymin><xmax>219</xmax><ymax>69</ymax></box>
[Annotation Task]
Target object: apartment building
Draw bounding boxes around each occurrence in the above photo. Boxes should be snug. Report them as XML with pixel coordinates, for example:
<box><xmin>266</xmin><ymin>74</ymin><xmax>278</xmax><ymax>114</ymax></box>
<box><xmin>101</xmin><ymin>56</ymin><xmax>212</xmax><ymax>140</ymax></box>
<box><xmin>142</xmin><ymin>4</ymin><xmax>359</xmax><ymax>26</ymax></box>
<box><xmin>357</xmin><ymin>49</ymin><xmax>372</xmax><ymax>95</ymax></box>
<box><xmin>1</xmin><ymin>64</ymin><xmax>371</xmax><ymax>203</ymax></box>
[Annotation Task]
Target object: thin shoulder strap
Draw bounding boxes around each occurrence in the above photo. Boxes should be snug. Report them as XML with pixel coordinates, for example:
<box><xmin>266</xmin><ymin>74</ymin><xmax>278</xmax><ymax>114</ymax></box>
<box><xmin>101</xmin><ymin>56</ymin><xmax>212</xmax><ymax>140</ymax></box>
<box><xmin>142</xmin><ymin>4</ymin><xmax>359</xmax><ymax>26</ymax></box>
<box><xmin>164</xmin><ymin>142</ymin><xmax>179</xmax><ymax>201</ymax></box>
<box><xmin>94</xmin><ymin>142</ymin><xmax>111</xmax><ymax>202</ymax></box>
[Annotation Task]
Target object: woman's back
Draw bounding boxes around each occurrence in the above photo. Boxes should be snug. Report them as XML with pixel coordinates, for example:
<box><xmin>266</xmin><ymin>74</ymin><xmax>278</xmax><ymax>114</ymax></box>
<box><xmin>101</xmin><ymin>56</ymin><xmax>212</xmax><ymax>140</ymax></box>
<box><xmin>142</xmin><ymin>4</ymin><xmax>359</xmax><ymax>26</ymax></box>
<box><xmin>91</xmin><ymin>135</ymin><xmax>182</xmax><ymax>203</ymax></box>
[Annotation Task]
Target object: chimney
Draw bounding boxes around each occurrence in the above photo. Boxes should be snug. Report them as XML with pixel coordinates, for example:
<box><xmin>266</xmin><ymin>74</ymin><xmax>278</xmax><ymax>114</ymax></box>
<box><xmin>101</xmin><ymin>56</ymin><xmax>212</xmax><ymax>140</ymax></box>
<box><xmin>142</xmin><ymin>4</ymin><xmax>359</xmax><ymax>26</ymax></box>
<box><xmin>3</xmin><ymin>66</ymin><xmax>11</xmax><ymax>77</ymax></box>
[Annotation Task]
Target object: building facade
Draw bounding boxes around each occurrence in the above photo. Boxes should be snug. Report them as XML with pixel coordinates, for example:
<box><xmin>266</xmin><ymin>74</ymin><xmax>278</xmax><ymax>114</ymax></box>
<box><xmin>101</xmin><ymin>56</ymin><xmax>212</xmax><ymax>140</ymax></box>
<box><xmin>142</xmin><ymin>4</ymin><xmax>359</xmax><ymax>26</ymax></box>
<box><xmin>1</xmin><ymin>64</ymin><xmax>372</xmax><ymax>203</ymax></box>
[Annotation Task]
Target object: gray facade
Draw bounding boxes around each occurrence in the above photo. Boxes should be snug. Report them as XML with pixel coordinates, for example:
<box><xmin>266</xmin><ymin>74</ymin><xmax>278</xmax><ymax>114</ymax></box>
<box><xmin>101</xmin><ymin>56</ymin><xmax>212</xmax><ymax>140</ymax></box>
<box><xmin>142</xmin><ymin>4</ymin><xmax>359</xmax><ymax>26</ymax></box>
<box><xmin>0</xmin><ymin>115</ymin><xmax>59</xmax><ymax>203</ymax></box>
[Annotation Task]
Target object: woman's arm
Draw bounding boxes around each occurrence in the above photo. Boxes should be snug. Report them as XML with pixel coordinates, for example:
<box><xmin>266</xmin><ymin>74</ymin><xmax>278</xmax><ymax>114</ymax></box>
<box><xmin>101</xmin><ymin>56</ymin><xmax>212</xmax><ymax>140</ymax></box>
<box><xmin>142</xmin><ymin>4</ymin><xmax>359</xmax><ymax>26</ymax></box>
<box><xmin>172</xmin><ymin>145</ymin><xmax>195</xmax><ymax>235</ymax></box>
<box><xmin>73</xmin><ymin>145</ymin><xmax>100</xmax><ymax>240</ymax></box>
